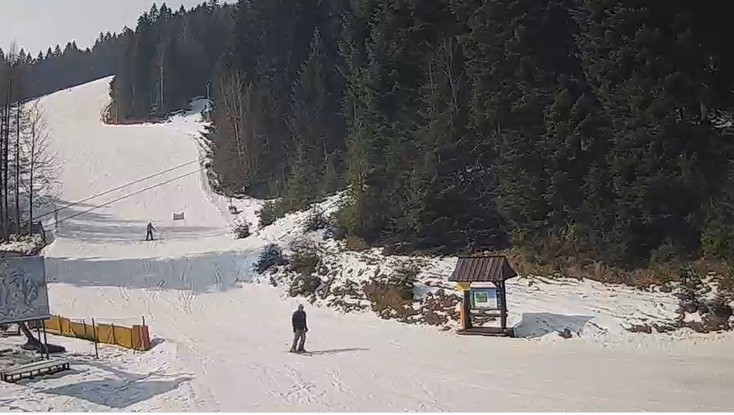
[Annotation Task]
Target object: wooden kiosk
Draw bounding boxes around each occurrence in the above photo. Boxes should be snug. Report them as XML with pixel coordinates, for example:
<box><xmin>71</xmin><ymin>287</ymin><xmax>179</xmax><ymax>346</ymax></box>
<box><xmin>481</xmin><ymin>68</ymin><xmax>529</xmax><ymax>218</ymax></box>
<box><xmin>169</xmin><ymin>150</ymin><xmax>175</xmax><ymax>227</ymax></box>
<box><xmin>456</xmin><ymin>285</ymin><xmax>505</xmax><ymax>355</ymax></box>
<box><xmin>449</xmin><ymin>255</ymin><xmax>517</xmax><ymax>337</ymax></box>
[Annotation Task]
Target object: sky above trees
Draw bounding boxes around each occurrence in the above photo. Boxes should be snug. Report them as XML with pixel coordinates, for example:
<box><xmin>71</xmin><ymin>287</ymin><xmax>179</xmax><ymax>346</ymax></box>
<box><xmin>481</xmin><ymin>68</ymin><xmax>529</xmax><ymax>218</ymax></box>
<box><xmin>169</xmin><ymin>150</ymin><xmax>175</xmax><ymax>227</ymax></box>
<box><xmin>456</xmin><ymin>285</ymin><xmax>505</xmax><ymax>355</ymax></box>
<box><xmin>0</xmin><ymin>0</ymin><xmax>210</xmax><ymax>55</ymax></box>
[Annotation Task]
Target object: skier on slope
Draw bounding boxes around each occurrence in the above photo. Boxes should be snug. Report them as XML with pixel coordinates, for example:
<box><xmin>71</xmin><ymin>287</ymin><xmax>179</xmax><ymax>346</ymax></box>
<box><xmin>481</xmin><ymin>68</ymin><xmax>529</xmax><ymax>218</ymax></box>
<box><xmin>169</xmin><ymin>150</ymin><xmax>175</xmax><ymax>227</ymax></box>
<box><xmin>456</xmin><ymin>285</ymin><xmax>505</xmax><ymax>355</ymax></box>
<box><xmin>290</xmin><ymin>304</ymin><xmax>308</xmax><ymax>353</ymax></box>
<box><xmin>146</xmin><ymin>222</ymin><xmax>156</xmax><ymax>241</ymax></box>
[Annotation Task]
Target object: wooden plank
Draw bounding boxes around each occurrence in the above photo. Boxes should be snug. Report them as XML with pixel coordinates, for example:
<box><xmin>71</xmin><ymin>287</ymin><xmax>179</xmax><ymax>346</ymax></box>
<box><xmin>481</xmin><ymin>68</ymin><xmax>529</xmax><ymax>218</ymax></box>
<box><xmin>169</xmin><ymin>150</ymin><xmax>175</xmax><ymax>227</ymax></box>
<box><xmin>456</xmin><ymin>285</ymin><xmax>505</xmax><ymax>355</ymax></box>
<box><xmin>1</xmin><ymin>359</ymin><xmax>69</xmax><ymax>376</ymax></box>
<box><xmin>2</xmin><ymin>361</ymin><xmax>69</xmax><ymax>382</ymax></box>
<box><xmin>141</xmin><ymin>325</ymin><xmax>151</xmax><ymax>350</ymax></box>
<box><xmin>114</xmin><ymin>325</ymin><xmax>134</xmax><ymax>349</ymax></box>
<box><xmin>2</xmin><ymin>360</ymin><xmax>65</xmax><ymax>376</ymax></box>
<box><xmin>457</xmin><ymin>327</ymin><xmax>514</xmax><ymax>337</ymax></box>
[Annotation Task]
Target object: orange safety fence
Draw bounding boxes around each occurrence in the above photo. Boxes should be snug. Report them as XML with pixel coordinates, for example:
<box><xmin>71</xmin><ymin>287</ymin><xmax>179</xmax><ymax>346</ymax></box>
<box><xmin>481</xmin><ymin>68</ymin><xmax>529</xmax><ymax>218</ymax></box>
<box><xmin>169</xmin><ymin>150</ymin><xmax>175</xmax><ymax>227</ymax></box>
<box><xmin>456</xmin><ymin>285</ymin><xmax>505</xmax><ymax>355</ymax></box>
<box><xmin>30</xmin><ymin>315</ymin><xmax>151</xmax><ymax>351</ymax></box>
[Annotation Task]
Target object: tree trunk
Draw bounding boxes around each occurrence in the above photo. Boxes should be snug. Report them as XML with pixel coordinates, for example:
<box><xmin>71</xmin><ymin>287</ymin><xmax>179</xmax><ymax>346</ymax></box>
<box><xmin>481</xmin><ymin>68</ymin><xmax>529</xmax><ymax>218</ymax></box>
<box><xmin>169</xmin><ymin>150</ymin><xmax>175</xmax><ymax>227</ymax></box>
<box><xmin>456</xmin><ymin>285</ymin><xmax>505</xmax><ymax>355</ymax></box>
<box><xmin>1</xmin><ymin>86</ymin><xmax>9</xmax><ymax>241</ymax></box>
<box><xmin>2</xmin><ymin>84</ymin><xmax>9</xmax><ymax>242</ymax></box>
<box><xmin>28</xmin><ymin>121</ymin><xmax>35</xmax><ymax>235</ymax></box>
<box><xmin>0</xmin><ymin>105</ymin><xmax>5</xmax><ymax>240</ymax></box>
<box><xmin>4</xmin><ymin>112</ymin><xmax>9</xmax><ymax>241</ymax></box>
<box><xmin>160</xmin><ymin>60</ymin><xmax>164</xmax><ymax>113</ymax></box>
<box><xmin>14</xmin><ymin>103</ymin><xmax>20</xmax><ymax>234</ymax></box>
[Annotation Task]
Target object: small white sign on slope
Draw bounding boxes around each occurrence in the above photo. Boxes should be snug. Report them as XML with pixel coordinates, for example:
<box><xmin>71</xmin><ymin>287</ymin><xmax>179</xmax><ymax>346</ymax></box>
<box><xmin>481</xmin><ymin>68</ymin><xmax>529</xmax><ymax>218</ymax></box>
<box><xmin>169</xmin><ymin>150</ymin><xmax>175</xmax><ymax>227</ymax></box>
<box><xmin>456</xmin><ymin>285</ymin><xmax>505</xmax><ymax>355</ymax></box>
<box><xmin>0</xmin><ymin>257</ymin><xmax>51</xmax><ymax>324</ymax></box>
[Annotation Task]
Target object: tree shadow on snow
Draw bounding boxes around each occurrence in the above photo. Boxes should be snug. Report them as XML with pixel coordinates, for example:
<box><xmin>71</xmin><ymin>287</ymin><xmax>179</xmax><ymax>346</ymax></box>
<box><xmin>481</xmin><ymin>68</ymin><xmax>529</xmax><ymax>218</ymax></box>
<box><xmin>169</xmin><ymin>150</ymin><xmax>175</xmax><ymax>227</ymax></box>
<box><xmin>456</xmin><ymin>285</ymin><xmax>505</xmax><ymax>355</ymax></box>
<box><xmin>51</xmin><ymin>202</ymin><xmax>224</xmax><ymax>243</ymax></box>
<box><xmin>45</xmin><ymin>249</ymin><xmax>260</xmax><ymax>293</ymax></box>
<box><xmin>512</xmin><ymin>313</ymin><xmax>594</xmax><ymax>339</ymax></box>
<box><xmin>41</xmin><ymin>376</ymin><xmax>191</xmax><ymax>409</ymax></box>
<box><xmin>72</xmin><ymin>359</ymin><xmax>169</xmax><ymax>381</ymax></box>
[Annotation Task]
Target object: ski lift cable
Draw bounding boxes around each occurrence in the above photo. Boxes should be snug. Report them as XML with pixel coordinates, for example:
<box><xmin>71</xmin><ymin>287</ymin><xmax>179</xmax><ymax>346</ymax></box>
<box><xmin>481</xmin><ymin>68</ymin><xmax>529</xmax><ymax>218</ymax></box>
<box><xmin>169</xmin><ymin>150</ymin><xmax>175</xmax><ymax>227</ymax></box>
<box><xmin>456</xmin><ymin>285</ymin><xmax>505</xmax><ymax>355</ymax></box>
<box><xmin>37</xmin><ymin>159</ymin><xmax>199</xmax><ymax>220</ymax></box>
<box><xmin>55</xmin><ymin>167</ymin><xmax>205</xmax><ymax>225</ymax></box>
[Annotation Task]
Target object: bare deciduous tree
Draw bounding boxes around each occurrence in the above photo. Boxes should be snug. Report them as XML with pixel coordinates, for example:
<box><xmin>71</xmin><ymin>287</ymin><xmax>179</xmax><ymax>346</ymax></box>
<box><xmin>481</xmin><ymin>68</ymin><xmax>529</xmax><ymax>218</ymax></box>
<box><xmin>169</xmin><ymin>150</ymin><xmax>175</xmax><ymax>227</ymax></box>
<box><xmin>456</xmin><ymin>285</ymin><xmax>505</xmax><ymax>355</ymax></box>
<box><xmin>21</xmin><ymin>99</ymin><xmax>58</xmax><ymax>234</ymax></box>
<box><xmin>157</xmin><ymin>42</ymin><xmax>166</xmax><ymax>114</ymax></box>
<box><xmin>215</xmin><ymin>68</ymin><xmax>260</xmax><ymax>173</ymax></box>
<box><xmin>14</xmin><ymin>90</ymin><xmax>21</xmax><ymax>234</ymax></box>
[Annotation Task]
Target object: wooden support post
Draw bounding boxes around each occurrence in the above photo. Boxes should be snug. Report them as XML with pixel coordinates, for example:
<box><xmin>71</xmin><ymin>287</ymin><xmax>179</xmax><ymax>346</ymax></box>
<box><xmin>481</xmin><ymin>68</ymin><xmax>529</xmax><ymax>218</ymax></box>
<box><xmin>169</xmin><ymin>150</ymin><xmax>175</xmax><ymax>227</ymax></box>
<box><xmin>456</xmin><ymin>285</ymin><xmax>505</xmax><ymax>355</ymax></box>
<box><xmin>462</xmin><ymin>289</ymin><xmax>472</xmax><ymax>330</ymax></box>
<box><xmin>459</xmin><ymin>300</ymin><xmax>466</xmax><ymax>329</ymax></box>
<box><xmin>111</xmin><ymin>324</ymin><xmax>116</xmax><ymax>345</ymax></box>
<box><xmin>91</xmin><ymin>318</ymin><xmax>99</xmax><ymax>359</ymax></box>
<box><xmin>499</xmin><ymin>282</ymin><xmax>507</xmax><ymax>332</ymax></box>
<box><xmin>41</xmin><ymin>320</ymin><xmax>49</xmax><ymax>360</ymax></box>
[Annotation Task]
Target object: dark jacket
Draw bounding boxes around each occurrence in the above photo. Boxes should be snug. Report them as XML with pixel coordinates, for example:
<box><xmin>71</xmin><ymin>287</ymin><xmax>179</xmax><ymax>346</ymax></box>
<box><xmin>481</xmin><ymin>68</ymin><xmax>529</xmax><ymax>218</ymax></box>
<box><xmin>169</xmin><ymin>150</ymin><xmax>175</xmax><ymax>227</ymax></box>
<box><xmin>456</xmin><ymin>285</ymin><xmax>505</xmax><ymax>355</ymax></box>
<box><xmin>147</xmin><ymin>223</ymin><xmax>155</xmax><ymax>232</ymax></box>
<box><xmin>292</xmin><ymin>310</ymin><xmax>307</xmax><ymax>332</ymax></box>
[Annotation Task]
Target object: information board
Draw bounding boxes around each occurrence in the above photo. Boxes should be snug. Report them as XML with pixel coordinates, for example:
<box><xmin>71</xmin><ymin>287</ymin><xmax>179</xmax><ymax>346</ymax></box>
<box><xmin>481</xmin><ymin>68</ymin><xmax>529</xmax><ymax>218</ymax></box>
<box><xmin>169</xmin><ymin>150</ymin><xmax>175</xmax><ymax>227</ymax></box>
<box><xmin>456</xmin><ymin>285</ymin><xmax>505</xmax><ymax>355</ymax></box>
<box><xmin>470</xmin><ymin>287</ymin><xmax>499</xmax><ymax>310</ymax></box>
<box><xmin>0</xmin><ymin>257</ymin><xmax>51</xmax><ymax>324</ymax></box>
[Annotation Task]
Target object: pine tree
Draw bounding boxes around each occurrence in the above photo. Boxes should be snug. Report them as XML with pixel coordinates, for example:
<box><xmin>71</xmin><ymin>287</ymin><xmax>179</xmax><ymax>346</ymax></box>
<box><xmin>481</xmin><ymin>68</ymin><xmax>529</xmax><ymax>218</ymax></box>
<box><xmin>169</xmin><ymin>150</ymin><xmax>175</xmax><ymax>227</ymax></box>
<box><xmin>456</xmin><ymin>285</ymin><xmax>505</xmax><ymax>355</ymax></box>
<box><xmin>285</xmin><ymin>144</ymin><xmax>316</xmax><ymax>211</ymax></box>
<box><xmin>577</xmin><ymin>0</ymin><xmax>734</xmax><ymax>263</ymax></box>
<box><xmin>285</xmin><ymin>28</ymin><xmax>346</xmax><ymax>207</ymax></box>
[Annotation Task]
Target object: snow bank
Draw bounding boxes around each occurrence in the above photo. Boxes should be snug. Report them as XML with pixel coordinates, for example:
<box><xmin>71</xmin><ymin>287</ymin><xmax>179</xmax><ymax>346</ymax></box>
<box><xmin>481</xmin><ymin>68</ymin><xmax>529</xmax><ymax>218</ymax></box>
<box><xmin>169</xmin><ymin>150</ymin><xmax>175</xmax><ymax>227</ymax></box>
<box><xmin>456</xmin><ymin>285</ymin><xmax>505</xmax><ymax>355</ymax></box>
<box><xmin>235</xmin><ymin>192</ymin><xmax>733</xmax><ymax>348</ymax></box>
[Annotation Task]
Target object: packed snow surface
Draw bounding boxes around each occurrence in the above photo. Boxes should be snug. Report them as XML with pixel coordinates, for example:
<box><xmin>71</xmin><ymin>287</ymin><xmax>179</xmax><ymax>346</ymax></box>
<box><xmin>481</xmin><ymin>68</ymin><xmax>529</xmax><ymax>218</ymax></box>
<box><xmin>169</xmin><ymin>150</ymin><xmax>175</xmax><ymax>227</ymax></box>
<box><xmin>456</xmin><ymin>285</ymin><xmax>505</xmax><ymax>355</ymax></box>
<box><xmin>0</xmin><ymin>78</ymin><xmax>733</xmax><ymax>411</ymax></box>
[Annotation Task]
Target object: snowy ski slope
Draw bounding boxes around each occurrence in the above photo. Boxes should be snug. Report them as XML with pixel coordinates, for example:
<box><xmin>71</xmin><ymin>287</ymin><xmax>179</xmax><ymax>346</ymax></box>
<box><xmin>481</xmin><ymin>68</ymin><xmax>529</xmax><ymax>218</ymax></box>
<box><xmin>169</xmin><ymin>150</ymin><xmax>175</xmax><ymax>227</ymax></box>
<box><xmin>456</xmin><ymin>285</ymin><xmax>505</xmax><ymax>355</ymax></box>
<box><xmin>43</xmin><ymin>77</ymin><xmax>235</xmax><ymax>258</ymax></box>
<box><xmin>0</xmin><ymin>79</ymin><xmax>732</xmax><ymax>411</ymax></box>
<box><xmin>40</xmin><ymin>78</ymin><xmax>261</xmax><ymax>291</ymax></box>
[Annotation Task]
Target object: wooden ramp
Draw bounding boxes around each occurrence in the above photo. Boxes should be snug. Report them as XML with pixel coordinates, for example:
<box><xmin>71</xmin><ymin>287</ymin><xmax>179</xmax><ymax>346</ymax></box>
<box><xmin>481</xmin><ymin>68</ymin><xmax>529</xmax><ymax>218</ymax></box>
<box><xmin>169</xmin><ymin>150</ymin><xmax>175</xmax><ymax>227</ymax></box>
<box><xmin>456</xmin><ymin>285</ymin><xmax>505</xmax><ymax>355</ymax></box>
<box><xmin>0</xmin><ymin>359</ymin><xmax>70</xmax><ymax>383</ymax></box>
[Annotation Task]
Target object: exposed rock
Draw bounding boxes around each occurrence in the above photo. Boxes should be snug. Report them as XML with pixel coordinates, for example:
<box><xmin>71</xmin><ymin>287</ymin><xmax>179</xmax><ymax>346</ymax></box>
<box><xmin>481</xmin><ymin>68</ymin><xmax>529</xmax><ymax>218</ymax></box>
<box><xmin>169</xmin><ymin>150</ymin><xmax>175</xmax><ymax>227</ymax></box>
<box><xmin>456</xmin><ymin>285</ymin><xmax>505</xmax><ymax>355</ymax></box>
<box><xmin>697</xmin><ymin>302</ymin><xmax>710</xmax><ymax>315</ymax></box>
<box><xmin>683</xmin><ymin>321</ymin><xmax>708</xmax><ymax>334</ymax></box>
<box><xmin>626</xmin><ymin>323</ymin><xmax>653</xmax><ymax>334</ymax></box>
<box><xmin>702</xmin><ymin>301</ymin><xmax>733</xmax><ymax>332</ymax></box>
<box><xmin>679</xmin><ymin>298</ymin><xmax>698</xmax><ymax>314</ymax></box>
<box><xmin>423</xmin><ymin>310</ymin><xmax>447</xmax><ymax>326</ymax></box>
<box><xmin>674</xmin><ymin>308</ymin><xmax>686</xmax><ymax>322</ymax></box>
<box><xmin>558</xmin><ymin>328</ymin><xmax>573</xmax><ymax>339</ymax></box>
<box><xmin>289</xmin><ymin>274</ymin><xmax>323</xmax><ymax>298</ymax></box>
<box><xmin>362</xmin><ymin>277</ymin><xmax>420</xmax><ymax>321</ymax></box>
<box><xmin>652</xmin><ymin>323</ymin><xmax>677</xmax><ymax>334</ymax></box>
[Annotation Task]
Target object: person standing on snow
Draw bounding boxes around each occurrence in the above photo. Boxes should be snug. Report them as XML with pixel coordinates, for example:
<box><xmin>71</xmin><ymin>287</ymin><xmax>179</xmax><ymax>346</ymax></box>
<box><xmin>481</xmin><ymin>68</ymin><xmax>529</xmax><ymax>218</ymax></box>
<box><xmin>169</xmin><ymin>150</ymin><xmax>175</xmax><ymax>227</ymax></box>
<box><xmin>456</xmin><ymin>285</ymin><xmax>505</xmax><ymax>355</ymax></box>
<box><xmin>290</xmin><ymin>304</ymin><xmax>308</xmax><ymax>353</ymax></box>
<box><xmin>146</xmin><ymin>222</ymin><xmax>156</xmax><ymax>241</ymax></box>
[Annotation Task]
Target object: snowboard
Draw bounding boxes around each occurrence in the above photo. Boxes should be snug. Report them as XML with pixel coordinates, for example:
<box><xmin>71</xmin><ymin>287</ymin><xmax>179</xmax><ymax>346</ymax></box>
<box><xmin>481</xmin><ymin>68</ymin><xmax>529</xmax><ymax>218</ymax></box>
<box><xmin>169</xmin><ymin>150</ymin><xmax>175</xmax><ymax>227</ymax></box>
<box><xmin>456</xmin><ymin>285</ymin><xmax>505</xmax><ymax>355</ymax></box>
<box><xmin>287</xmin><ymin>350</ymin><xmax>312</xmax><ymax>356</ymax></box>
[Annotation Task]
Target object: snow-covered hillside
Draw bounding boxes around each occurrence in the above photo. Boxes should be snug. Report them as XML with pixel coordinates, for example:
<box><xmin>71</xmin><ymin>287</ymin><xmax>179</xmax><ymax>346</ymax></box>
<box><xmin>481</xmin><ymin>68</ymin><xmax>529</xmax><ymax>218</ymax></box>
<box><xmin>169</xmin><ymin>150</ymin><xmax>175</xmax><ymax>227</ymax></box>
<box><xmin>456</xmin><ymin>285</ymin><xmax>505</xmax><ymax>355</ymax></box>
<box><xmin>1</xmin><ymin>78</ymin><xmax>733</xmax><ymax>411</ymax></box>
<box><xmin>40</xmin><ymin>78</ymin><xmax>263</xmax><ymax>291</ymax></box>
